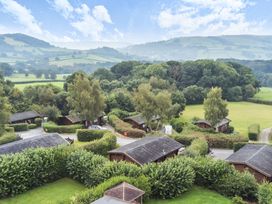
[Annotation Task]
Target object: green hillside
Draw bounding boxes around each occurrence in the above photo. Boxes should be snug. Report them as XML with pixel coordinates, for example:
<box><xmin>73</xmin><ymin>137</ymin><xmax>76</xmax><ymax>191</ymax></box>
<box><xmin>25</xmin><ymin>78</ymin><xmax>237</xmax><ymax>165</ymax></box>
<box><xmin>122</xmin><ymin>35</ymin><xmax>272</xmax><ymax>60</ymax></box>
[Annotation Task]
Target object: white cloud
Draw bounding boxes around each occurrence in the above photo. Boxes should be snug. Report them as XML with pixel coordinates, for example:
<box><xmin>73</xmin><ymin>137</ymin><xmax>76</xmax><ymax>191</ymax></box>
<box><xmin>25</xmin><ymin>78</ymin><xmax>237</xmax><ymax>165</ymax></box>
<box><xmin>92</xmin><ymin>5</ymin><xmax>112</xmax><ymax>24</ymax></box>
<box><xmin>157</xmin><ymin>0</ymin><xmax>265</xmax><ymax>37</ymax></box>
<box><xmin>51</xmin><ymin>0</ymin><xmax>74</xmax><ymax>19</ymax></box>
<box><xmin>0</xmin><ymin>0</ymin><xmax>42</xmax><ymax>34</ymax></box>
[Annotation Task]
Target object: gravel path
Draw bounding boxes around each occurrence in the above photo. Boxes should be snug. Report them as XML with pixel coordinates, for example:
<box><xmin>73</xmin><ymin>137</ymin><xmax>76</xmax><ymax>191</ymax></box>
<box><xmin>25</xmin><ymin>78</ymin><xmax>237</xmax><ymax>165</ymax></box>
<box><xmin>259</xmin><ymin>128</ymin><xmax>272</xmax><ymax>143</ymax></box>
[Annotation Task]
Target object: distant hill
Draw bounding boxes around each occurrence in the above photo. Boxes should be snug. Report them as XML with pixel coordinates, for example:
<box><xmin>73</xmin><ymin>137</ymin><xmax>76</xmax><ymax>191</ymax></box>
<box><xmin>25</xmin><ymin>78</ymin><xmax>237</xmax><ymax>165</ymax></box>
<box><xmin>0</xmin><ymin>33</ymin><xmax>132</xmax><ymax>66</ymax></box>
<box><xmin>122</xmin><ymin>35</ymin><xmax>272</xmax><ymax>60</ymax></box>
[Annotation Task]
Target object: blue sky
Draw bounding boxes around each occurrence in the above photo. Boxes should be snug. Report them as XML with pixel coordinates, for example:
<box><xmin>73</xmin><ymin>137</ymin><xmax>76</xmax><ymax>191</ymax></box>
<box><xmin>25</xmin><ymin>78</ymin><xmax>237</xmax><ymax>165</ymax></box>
<box><xmin>0</xmin><ymin>0</ymin><xmax>271</xmax><ymax>49</ymax></box>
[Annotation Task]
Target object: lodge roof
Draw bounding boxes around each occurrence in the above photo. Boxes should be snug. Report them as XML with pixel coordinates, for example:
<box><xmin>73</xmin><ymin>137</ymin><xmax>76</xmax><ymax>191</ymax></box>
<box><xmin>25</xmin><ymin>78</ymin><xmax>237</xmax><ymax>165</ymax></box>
<box><xmin>109</xmin><ymin>136</ymin><xmax>183</xmax><ymax>165</ymax></box>
<box><xmin>226</xmin><ymin>144</ymin><xmax>272</xmax><ymax>177</ymax></box>
<box><xmin>10</xmin><ymin>111</ymin><xmax>41</xmax><ymax>123</ymax></box>
<box><xmin>194</xmin><ymin>118</ymin><xmax>231</xmax><ymax>128</ymax></box>
<box><xmin>62</xmin><ymin>115</ymin><xmax>82</xmax><ymax>123</ymax></box>
<box><xmin>124</xmin><ymin>114</ymin><xmax>160</xmax><ymax>125</ymax></box>
<box><xmin>0</xmin><ymin>133</ymin><xmax>69</xmax><ymax>155</ymax></box>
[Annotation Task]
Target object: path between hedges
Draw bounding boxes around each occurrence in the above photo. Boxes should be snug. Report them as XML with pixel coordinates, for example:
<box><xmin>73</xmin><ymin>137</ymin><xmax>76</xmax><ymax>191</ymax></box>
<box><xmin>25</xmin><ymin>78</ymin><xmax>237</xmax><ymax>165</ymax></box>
<box><xmin>259</xmin><ymin>128</ymin><xmax>272</xmax><ymax>144</ymax></box>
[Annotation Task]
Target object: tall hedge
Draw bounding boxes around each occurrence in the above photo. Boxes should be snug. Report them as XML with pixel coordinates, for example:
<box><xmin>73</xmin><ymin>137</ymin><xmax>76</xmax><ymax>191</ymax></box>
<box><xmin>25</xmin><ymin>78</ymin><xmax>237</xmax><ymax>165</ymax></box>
<box><xmin>184</xmin><ymin>138</ymin><xmax>209</xmax><ymax>157</ymax></box>
<box><xmin>43</xmin><ymin>122</ymin><xmax>83</xmax><ymax>133</ymax></box>
<box><xmin>9</xmin><ymin>123</ymin><xmax>28</xmax><ymax>132</ymax></box>
<box><xmin>248</xmin><ymin>124</ymin><xmax>260</xmax><ymax>141</ymax></box>
<box><xmin>77</xmin><ymin>129</ymin><xmax>109</xmax><ymax>142</ymax></box>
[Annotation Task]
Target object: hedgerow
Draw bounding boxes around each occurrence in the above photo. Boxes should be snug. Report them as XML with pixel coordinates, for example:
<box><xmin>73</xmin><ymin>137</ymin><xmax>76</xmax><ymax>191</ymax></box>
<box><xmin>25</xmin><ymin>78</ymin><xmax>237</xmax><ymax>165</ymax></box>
<box><xmin>248</xmin><ymin>124</ymin><xmax>260</xmax><ymax>141</ymax></box>
<box><xmin>9</xmin><ymin>123</ymin><xmax>28</xmax><ymax>132</ymax></box>
<box><xmin>43</xmin><ymin>122</ymin><xmax>83</xmax><ymax>133</ymax></box>
<box><xmin>0</xmin><ymin>132</ymin><xmax>20</xmax><ymax>145</ymax></box>
<box><xmin>76</xmin><ymin>129</ymin><xmax>109</xmax><ymax>142</ymax></box>
<box><xmin>258</xmin><ymin>182</ymin><xmax>272</xmax><ymax>204</ymax></box>
<box><xmin>184</xmin><ymin>138</ymin><xmax>209</xmax><ymax>157</ymax></box>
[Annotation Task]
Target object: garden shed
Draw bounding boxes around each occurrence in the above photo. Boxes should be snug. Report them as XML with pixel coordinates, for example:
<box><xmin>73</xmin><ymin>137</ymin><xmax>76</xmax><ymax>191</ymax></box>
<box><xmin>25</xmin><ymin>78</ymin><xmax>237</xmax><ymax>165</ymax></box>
<box><xmin>0</xmin><ymin>133</ymin><xmax>69</xmax><ymax>155</ymax></box>
<box><xmin>108</xmin><ymin>136</ymin><xmax>183</xmax><ymax>166</ymax></box>
<box><xmin>92</xmin><ymin>182</ymin><xmax>145</xmax><ymax>204</ymax></box>
<box><xmin>58</xmin><ymin>115</ymin><xmax>83</xmax><ymax>125</ymax></box>
<box><xmin>226</xmin><ymin>144</ymin><xmax>272</xmax><ymax>182</ymax></box>
<box><xmin>10</xmin><ymin>110</ymin><xmax>41</xmax><ymax>124</ymax></box>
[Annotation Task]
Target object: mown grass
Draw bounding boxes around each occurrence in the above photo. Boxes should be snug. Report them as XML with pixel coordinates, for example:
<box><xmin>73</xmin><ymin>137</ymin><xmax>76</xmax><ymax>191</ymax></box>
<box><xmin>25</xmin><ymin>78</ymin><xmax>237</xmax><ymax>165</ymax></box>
<box><xmin>6</xmin><ymin>74</ymin><xmax>67</xmax><ymax>82</ymax></box>
<box><xmin>182</xmin><ymin>102</ymin><xmax>272</xmax><ymax>136</ymax></box>
<box><xmin>146</xmin><ymin>186</ymin><xmax>231</xmax><ymax>204</ymax></box>
<box><xmin>253</xmin><ymin>87</ymin><xmax>272</xmax><ymax>101</ymax></box>
<box><xmin>0</xmin><ymin>178</ymin><xmax>86</xmax><ymax>204</ymax></box>
<box><xmin>15</xmin><ymin>81</ymin><xmax>64</xmax><ymax>90</ymax></box>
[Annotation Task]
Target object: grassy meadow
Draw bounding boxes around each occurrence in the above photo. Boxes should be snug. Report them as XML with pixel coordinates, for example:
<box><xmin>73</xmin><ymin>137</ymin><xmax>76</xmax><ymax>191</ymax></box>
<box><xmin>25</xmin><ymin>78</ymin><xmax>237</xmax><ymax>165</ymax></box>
<box><xmin>182</xmin><ymin>102</ymin><xmax>272</xmax><ymax>136</ymax></box>
<box><xmin>15</xmin><ymin>81</ymin><xmax>64</xmax><ymax>90</ymax></box>
<box><xmin>146</xmin><ymin>186</ymin><xmax>231</xmax><ymax>204</ymax></box>
<box><xmin>0</xmin><ymin>178</ymin><xmax>86</xmax><ymax>204</ymax></box>
<box><xmin>6</xmin><ymin>73</ymin><xmax>67</xmax><ymax>82</ymax></box>
<box><xmin>253</xmin><ymin>87</ymin><xmax>272</xmax><ymax>101</ymax></box>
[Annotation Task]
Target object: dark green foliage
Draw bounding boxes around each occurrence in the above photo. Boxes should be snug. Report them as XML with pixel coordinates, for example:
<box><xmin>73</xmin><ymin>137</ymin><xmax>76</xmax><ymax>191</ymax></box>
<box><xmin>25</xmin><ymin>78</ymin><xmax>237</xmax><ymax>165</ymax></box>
<box><xmin>76</xmin><ymin>129</ymin><xmax>109</xmax><ymax>142</ymax></box>
<box><xmin>70</xmin><ymin>176</ymin><xmax>151</xmax><ymax>204</ymax></box>
<box><xmin>28</xmin><ymin>124</ymin><xmax>37</xmax><ymax>129</ymax></box>
<box><xmin>214</xmin><ymin>170</ymin><xmax>258</xmax><ymax>201</ymax></box>
<box><xmin>9</xmin><ymin>123</ymin><xmax>28</xmax><ymax>131</ymax></box>
<box><xmin>184</xmin><ymin>138</ymin><xmax>209</xmax><ymax>157</ymax></box>
<box><xmin>4</xmin><ymin>126</ymin><xmax>14</xmax><ymax>133</ymax></box>
<box><xmin>143</xmin><ymin>156</ymin><xmax>195</xmax><ymax>199</ymax></box>
<box><xmin>248</xmin><ymin>124</ymin><xmax>260</xmax><ymax>141</ymax></box>
<box><xmin>108</xmin><ymin>108</ymin><xmax>131</xmax><ymax>119</ymax></box>
<box><xmin>225</xmin><ymin>125</ymin><xmax>234</xmax><ymax>134</ymax></box>
<box><xmin>34</xmin><ymin>118</ymin><xmax>42</xmax><ymax>126</ymax></box>
<box><xmin>0</xmin><ymin>147</ymin><xmax>68</xmax><ymax>198</ymax></box>
<box><xmin>82</xmin><ymin>132</ymin><xmax>117</xmax><ymax>156</ymax></box>
<box><xmin>247</xmin><ymin>98</ymin><xmax>272</xmax><ymax>105</ymax></box>
<box><xmin>171</xmin><ymin>134</ymin><xmax>197</xmax><ymax>146</ymax></box>
<box><xmin>105</xmin><ymin>90</ymin><xmax>135</xmax><ymax>112</ymax></box>
<box><xmin>170</xmin><ymin>118</ymin><xmax>186</xmax><ymax>133</ymax></box>
<box><xmin>0</xmin><ymin>132</ymin><xmax>20</xmax><ymax>145</ymax></box>
<box><xmin>258</xmin><ymin>182</ymin><xmax>272</xmax><ymax>204</ymax></box>
<box><xmin>233</xmin><ymin>142</ymin><xmax>248</xmax><ymax>152</ymax></box>
<box><xmin>183</xmin><ymin>85</ymin><xmax>206</xmax><ymax>104</ymax></box>
<box><xmin>43</xmin><ymin>122</ymin><xmax>83</xmax><ymax>133</ymax></box>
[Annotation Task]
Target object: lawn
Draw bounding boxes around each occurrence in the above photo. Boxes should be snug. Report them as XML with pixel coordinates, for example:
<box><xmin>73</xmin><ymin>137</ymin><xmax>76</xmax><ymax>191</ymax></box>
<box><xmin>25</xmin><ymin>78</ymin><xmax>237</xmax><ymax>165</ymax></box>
<box><xmin>0</xmin><ymin>178</ymin><xmax>86</xmax><ymax>204</ymax></box>
<box><xmin>253</xmin><ymin>87</ymin><xmax>272</xmax><ymax>101</ymax></box>
<box><xmin>6</xmin><ymin>74</ymin><xmax>68</xmax><ymax>82</ymax></box>
<box><xmin>183</xmin><ymin>102</ymin><xmax>272</xmax><ymax>136</ymax></box>
<box><xmin>15</xmin><ymin>81</ymin><xmax>64</xmax><ymax>90</ymax></box>
<box><xmin>146</xmin><ymin>186</ymin><xmax>231</xmax><ymax>204</ymax></box>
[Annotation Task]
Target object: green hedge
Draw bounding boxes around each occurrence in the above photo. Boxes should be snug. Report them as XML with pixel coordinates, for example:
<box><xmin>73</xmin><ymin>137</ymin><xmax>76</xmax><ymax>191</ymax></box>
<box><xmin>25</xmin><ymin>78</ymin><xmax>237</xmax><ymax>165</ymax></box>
<box><xmin>0</xmin><ymin>133</ymin><xmax>20</xmax><ymax>145</ymax></box>
<box><xmin>9</xmin><ymin>123</ymin><xmax>28</xmax><ymax>132</ymax></box>
<box><xmin>247</xmin><ymin>98</ymin><xmax>272</xmax><ymax>106</ymax></box>
<box><xmin>170</xmin><ymin>118</ymin><xmax>186</xmax><ymax>133</ymax></box>
<box><xmin>248</xmin><ymin>124</ymin><xmax>260</xmax><ymax>141</ymax></box>
<box><xmin>108</xmin><ymin>115</ymin><xmax>145</xmax><ymax>138</ymax></box>
<box><xmin>233</xmin><ymin>142</ymin><xmax>248</xmax><ymax>152</ymax></box>
<box><xmin>43</xmin><ymin>122</ymin><xmax>83</xmax><ymax>133</ymax></box>
<box><xmin>70</xmin><ymin>176</ymin><xmax>151</xmax><ymax>204</ymax></box>
<box><xmin>258</xmin><ymin>182</ymin><xmax>272</xmax><ymax>204</ymax></box>
<box><xmin>77</xmin><ymin>129</ymin><xmax>109</xmax><ymax>142</ymax></box>
<box><xmin>4</xmin><ymin>126</ymin><xmax>14</xmax><ymax>133</ymax></box>
<box><xmin>0</xmin><ymin>147</ymin><xmax>69</xmax><ymax>198</ymax></box>
<box><xmin>34</xmin><ymin>118</ymin><xmax>42</xmax><ymax>127</ymax></box>
<box><xmin>28</xmin><ymin>124</ymin><xmax>38</xmax><ymax>129</ymax></box>
<box><xmin>184</xmin><ymin>138</ymin><xmax>209</xmax><ymax>157</ymax></box>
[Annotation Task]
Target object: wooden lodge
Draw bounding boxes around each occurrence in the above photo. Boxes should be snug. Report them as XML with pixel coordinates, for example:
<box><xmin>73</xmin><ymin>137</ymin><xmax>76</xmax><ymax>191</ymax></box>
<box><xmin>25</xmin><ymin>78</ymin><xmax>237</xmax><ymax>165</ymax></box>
<box><xmin>10</xmin><ymin>111</ymin><xmax>41</xmax><ymax>124</ymax></box>
<box><xmin>57</xmin><ymin>115</ymin><xmax>83</xmax><ymax>125</ymax></box>
<box><xmin>108</xmin><ymin>136</ymin><xmax>183</xmax><ymax>166</ymax></box>
<box><xmin>226</xmin><ymin>144</ymin><xmax>272</xmax><ymax>182</ymax></box>
<box><xmin>124</xmin><ymin>114</ymin><xmax>160</xmax><ymax>132</ymax></box>
<box><xmin>193</xmin><ymin>118</ymin><xmax>231</xmax><ymax>133</ymax></box>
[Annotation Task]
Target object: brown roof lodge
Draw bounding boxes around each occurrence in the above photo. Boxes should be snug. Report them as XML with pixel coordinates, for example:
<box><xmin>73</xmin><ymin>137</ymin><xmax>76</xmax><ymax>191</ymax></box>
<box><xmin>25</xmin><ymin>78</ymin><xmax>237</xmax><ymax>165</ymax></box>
<box><xmin>194</xmin><ymin>118</ymin><xmax>231</xmax><ymax>133</ymax></box>
<box><xmin>108</xmin><ymin>136</ymin><xmax>183</xmax><ymax>166</ymax></box>
<box><xmin>226</xmin><ymin>144</ymin><xmax>272</xmax><ymax>182</ymax></box>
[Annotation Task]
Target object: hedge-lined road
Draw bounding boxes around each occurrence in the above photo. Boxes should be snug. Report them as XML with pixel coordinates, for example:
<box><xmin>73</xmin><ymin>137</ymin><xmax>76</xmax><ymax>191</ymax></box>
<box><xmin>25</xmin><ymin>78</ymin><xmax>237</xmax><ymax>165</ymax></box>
<box><xmin>259</xmin><ymin>128</ymin><xmax>271</xmax><ymax>143</ymax></box>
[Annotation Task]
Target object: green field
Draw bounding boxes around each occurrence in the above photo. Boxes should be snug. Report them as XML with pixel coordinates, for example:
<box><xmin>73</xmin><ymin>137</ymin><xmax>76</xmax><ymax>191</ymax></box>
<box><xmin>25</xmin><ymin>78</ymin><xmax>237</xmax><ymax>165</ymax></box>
<box><xmin>15</xmin><ymin>81</ymin><xmax>64</xmax><ymax>90</ymax></box>
<box><xmin>253</xmin><ymin>87</ymin><xmax>272</xmax><ymax>101</ymax></box>
<box><xmin>6</xmin><ymin>74</ymin><xmax>67</xmax><ymax>82</ymax></box>
<box><xmin>183</xmin><ymin>102</ymin><xmax>272</xmax><ymax>136</ymax></box>
<box><xmin>147</xmin><ymin>186</ymin><xmax>231</xmax><ymax>204</ymax></box>
<box><xmin>0</xmin><ymin>178</ymin><xmax>86</xmax><ymax>204</ymax></box>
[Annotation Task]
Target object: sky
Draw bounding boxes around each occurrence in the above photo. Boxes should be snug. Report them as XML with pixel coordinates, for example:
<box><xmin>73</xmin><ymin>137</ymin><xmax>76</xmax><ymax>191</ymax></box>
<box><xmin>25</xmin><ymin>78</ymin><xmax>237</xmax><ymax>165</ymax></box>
<box><xmin>0</xmin><ymin>0</ymin><xmax>271</xmax><ymax>49</ymax></box>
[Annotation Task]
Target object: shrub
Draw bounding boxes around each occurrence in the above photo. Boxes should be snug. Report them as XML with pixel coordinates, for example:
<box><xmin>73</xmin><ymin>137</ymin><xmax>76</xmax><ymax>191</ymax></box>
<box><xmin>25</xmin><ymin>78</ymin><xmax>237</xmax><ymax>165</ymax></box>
<box><xmin>192</xmin><ymin>157</ymin><xmax>234</xmax><ymax>187</ymax></box>
<box><xmin>258</xmin><ymin>182</ymin><xmax>272</xmax><ymax>204</ymax></box>
<box><xmin>0</xmin><ymin>133</ymin><xmax>21</xmax><ymax>145</ymax></box>
<box><xmin>77</xmin><ymin>129</ymin><xmax>109</xmax><ymax>142</ymax></box>
<box><xmin>70</xmin><ymin>176</ymin><xmax>151</xmax><ymax>204</ymax></box>
<box><xmin>66</xmin><ymin>149</ymin><xmax>107</xmax><ymax>186</ymax></box>
<box><xmin>4</xmin><ymin>126</ymin><xmax>14</xmax><ymax>133</ymax></box>
<box><xmin>225</xmin><ymin>126</ymin><xmax>234</xmax><ymax>134</ymax></box>
<box><xmin>0</xmin><ymin>147</ymin><xmax>68</xmax><ymax>198</ymax></box>
<box><xmin>43</xmin><ymin>122</ymin><xmax>83</xmax><ymax>133</ymax></box>
<box><xmin>233</xmin><ymin>142</ymin><xmax>248</xmax><ymax>152</ymax></box>
<box><xmin>34</xmin><ymin>118</ymin><xmax>42</xmax><ymax>126</ymax></box>
<box><xmin>214</xmin><ymin>170</ymin><xmax>258</xmax><ymax>201</ymax></box>
<box><xmin>143</xmin><ymin>156</ymin><xmax>195</xmax><ymax>199</ymax></box>
<box><xmin>170</xmin><ymin>118</ymin><xmax>186</xmax><ymax>133</ymax></box>
<box><xmin>28</xmin><ymin>124</ymin><xmax>37</xmax><ymax>129</ymax></box>
<box><xmin>108</xmin><ymin>108</ymin><xmax>131</xmax><ymax>120</ymax></box>
<box><xmin>205</xmin><ymin>134</ymin><xmax>248</xmax><ymax>149</ymax></box>
<box><xmin>232</xmin><ymin>196</ymin><xmax>246</xmax><ymax>204</ymax></box>
<box><xmin>184</xmin><ymin>138</ymin><xmax>209</xmax><ymax>157</ymax></box>
<box><xmin>82</xmin><ymin>132</ymin><xmax>117</xmax><ymax>156</ymax></box>
<box><xmin>171</xmin><ymin>134</ymin><xmax>197</xmax><ymax>146</ymax></box>
<box><xmin>248</xmin><ymin>124</ymin><xmax>260</xmax><ymax>141</ymax></box>
<box><xmin>108</xmin><ymin>115</ymin><xmax>145</xmax><ymax>138</ymax></box>
<box><xmin>9</xmin><ymin>123</ymin><xmax>28</xmax><ymax>132</ymax></box>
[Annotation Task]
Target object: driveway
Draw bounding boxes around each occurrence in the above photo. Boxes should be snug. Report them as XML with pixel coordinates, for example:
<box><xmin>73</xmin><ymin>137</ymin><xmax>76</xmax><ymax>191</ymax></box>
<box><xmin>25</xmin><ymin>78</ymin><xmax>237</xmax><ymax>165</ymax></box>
<box><xmin>18</xmin><ymin>127</ymin><xmax>45</xmax><ymax>139</ymax></box>
<box><xmin>210</xmin><ymin>148</ymin><xmax>234</xmax><ymax>160</ymax></box>
<box><xmin>259</xmin><ymin>128</ymin><xmax>271</xmax><ymax>144</ymax></box>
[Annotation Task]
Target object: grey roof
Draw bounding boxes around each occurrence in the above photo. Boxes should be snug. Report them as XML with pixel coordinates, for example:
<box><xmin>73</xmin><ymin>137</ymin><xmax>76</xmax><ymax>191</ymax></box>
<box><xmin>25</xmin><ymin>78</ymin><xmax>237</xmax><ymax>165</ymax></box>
<box><xmin>63</xmin><ymin>115</ymin><xmax>82</xmax><ymax>123</ymax></box>
<box><xmin>226</xmin><ymin>144</ymin><xmax>272</xmax><ymax>177</ymax></box>
<box><xmin>10</xmin><ymin>111</ymin><xmax>41</xmax><ymax>123</ymax></box>
<box><xmin>91</xmin><ymin>196</ymin><xmax>129</xmax><ymax>204</ymax></box>
<box><xmin>215</xmin><ymin>118</ymin><xmax>231</xmax><ymax>128</ymax></box>
<box><xmin>194</xmin><ymin>119</ymin><xmax>212</xmax><ymax>126</ymax></box>
<box><xmin>109</xmin><ymin>136</ymin><xmax>183</xmax><ymax>165</ymax></box>
<box><xmin>0</xmin><ymin>133</ymin><xmax>69</xmax><ymax>155</ymax></box>
<box><xmin>124</xmin><ymin>114</ymin><xmax>160</xmax><ymax>125</ymax></box>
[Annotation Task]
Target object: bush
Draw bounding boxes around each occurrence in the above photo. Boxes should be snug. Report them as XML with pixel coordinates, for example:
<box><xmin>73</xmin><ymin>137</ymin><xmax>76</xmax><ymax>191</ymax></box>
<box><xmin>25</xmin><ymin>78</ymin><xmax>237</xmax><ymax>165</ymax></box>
<box><xmin>77</xmin><ymin>129</ymin><xmax>109</xmax><ymax>142</ymax></box>
<box><xmin>70</xmin><ymin>175</ymin><xmax>151</xmax><ymax>204</ymax></box>
<box><xmin>34</xmin><ymin>118</ymin><xmax>42</xmax><ymax>126</ymax></box>
<box><xmin>9</xmin><ymin>123</ymin><xmax>28</xmax><ymax>132</ymax></box>
<box><xmin>258</xmin><ymin>182</ymin><xmax>272</xmax><ymax>204</ymax></box>
<box><xmin>248</xmin><ymin>124</ymin><xmax>260</xmax><ymax>141</ymax></box>
<box><xmin>184</xmin><ymin>138</ymin><xmax>209</xmax><ymax>157</ymax></box>
<box><xmin>108</xmin><ymin>108</ymin><xmax>131</xmax><ymax>120</ymax></box>
<box><xmin>171</xmin><ymin>134</ymin><xmax>197</xmax><ymax>146</ymax></box>
<box><xmin>214</xmin><ymin>170</ymin><xmax>258</xmax><ymax>201</ymax></box>
<box><xmin>43</xmin><ymin>122</ymin><xmax>83</xmax><ymax>133</ymax></box>
<box><xmin>28</xmin><ymin>124</ymin><xmax>37</xmax><ymax>129</ymax></box>
<box><xmin>0</xmin><ymin>147</ymin><xmax>68</xmax><ymax>198</ymax></box>
<box><xmin>233</xmin><ymin>142</ymin><xmax>248</xmax><ymax>152</ymax></box>
<box><xmin>108</xmin><ymin>115</ymin><xmax>145</xmax><ymax>138</ymax></box>
<box><xmin>170</xmin><ymin>118</ymin><xmax>186</xmax><ymax>133</ymax></box>
<box><xmin>232</xmin><ymin>196</ymin><xmax>246</xmax><ymax>204</ymax></box>
<box><xmin>192</xmin><ymin>157</ymin><xmax>234</xmax><ymax>187</ymax></box>
<box><xmin>0</xmin><ymin>133</ymin><xmax>21</xmax><ymax>145</ymax></box>
<box><xmin>225</xmin><ymin>126</ymin><xmax>234</xmax><ymax>134</ymax></box>
<box><xmin>143</xmin><ymin>156</ymin><xmax>195</xmax><ymax>199</ymax></box>
<box><xmin>82</xmin><ymin>132</ymin><xmax>117</xmax><ymax>156</ymax></box>
<box><xmin>4</xmin><ymin>126</ymin><xmax>14</xmax><ymax>133</ymax></box>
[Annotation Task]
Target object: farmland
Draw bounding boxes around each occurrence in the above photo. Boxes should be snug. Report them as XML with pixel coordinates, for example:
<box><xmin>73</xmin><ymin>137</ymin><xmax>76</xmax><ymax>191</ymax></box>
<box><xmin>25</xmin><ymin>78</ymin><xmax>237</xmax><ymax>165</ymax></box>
<box><xmin>182</xmin><ymin>102</ymin><xmax>272</xmax><ymax>136</ymax></box>
<box><xmin>253</xmin><ymin>87</ymin><xmax>272</xmax><ymax>101</ymax></box>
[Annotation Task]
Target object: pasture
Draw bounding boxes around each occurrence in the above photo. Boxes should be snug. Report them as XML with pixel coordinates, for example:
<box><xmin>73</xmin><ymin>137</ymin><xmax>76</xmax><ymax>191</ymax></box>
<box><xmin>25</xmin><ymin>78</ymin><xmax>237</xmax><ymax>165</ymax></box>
<box><xmin>253</xmin><ymin>87</ymin><xmax>272</xmax><ymax>101</ymax></box>
<box><xmin>15</xmin><ymin>81</ymin><xmax>64</xmax><ymax>90</ymax></box>
<box><xmin>182</xmin><ymin>102</ymin><xmax>272</xmax><ymax>136</ymax></box>
<box><xmin>6</xmin><ymin>73</ymin><xmax>67</xmax><ymax>82</ymax></box>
